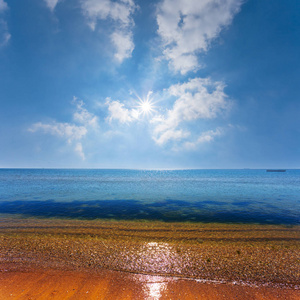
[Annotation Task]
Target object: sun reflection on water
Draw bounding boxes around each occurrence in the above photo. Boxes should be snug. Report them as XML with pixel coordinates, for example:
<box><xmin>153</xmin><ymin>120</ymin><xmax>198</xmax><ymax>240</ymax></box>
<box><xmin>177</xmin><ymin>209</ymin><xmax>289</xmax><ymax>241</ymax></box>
<box><xmin>137</xmin><ymin>242</ymin><xmax>182</xmax><ymax>274</ymax></box>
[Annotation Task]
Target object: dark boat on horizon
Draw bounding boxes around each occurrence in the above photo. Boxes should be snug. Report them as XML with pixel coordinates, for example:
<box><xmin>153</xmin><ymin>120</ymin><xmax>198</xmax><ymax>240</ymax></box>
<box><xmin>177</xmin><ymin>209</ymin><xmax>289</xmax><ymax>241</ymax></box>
<box><xmin>266</xmin><ymin>169</ymin><xmax>286</xmax><ymax>172</ymax></box>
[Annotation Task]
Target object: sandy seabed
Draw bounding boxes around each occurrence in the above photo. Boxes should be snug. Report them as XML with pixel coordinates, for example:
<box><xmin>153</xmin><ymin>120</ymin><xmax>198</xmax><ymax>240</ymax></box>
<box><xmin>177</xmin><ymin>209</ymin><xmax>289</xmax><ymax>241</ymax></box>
<box><xmin>0</xmin><ymin>217</ymin><xmax>299</xmax><ymax>299</ymax></box>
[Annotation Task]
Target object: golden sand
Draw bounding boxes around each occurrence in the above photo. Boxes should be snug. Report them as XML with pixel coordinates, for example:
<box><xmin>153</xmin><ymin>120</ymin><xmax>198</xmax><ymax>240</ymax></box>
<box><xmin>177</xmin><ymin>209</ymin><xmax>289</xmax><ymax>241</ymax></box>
<box><xmin>1</xmin><ymin>266</ymin><xmax>300</xmax><ymax>300</ymax></box>
<box><xmin>0</xmin><ymin>217</ymin><xmax>299</xmax><ymax>299</ymax></box>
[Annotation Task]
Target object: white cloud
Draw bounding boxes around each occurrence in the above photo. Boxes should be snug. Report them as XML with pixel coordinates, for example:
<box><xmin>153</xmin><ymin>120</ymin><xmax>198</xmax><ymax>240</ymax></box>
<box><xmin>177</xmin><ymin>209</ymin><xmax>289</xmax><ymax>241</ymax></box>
<box><xmin>156</xmin><ymin>0</ymin><xmax>242</xmax><ymax>74</ymax></box>
<box><xmin>111</xmin><ymin>31</ymin><xmax>134</xmax><ymax>62</ymax></box>
<box><xmin>29</xmin><ymin>121</ymin><xmax>87</xmax><ymax>144</ymax></box>
<box><xmin>43</xmin><ymin>0</ymin><xmax>61</xmax><ymax>11</ymax></box>
<box><xmin>184</xmin><ymin>128</ymin><xmax>223</xmax><ymax>150</ymax></box>
<box><xmin>72</xmin><ymin>97</ymin><xmax>98</xmax><ymax>129</ymax></box>
<box><xmin>197</xmin><ymin>128</ymin><xmax>222</xmax><ymax>143</ymax></box>
<box><xmin>104</xmin><ymin>79</ymin><xmax>229</xmax><ymax>147</ymax></box>
<box><xmin>29</xmin><ymin>98</ymin><xmax>98</xmax><ymax>159</ymax></box>
<box><xmin>152</xmin><ymin>77</ymin><xmax>230</xmax><ymax>145</ymax></box>
<box><xmin>80</xmin><ymin>0</ymin><xmax>137</xmax><ymax>62</ymax></box>
<box><xmin>0</xmin><ymin>0</ymin><xmax>8</xmax><ymax>12</ymax></box>
<box><xmin>0</xmin><ymin>1</ymin><xmax>10</xmax><ymax>47</ymax></box>
<box><xmin>81</xmin><ymin>0</ymin><xmax>136</xmax><ymax>30</ymax></box>
<box><xmin>106</xmin><ymin>98</ymin><xmax>138</xmax><ymax>124</ymax></box>
<box><xmin>153</xmin><ymin>128</ymin><xmax>190</xmax><ymax>146</ymax></box>
<box><xmin>167</xmin><ymin>77</ymin><xmax>229</xmax><ymax>120</ymax></box>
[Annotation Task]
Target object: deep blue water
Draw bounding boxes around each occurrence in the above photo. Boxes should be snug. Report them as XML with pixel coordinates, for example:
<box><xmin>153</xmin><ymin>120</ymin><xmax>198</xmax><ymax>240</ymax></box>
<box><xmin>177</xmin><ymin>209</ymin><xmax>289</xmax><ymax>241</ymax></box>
<box><xmin>0</xmin><ymin>169</ymin><xmax>299</xmax><ymax>224</ymax></box>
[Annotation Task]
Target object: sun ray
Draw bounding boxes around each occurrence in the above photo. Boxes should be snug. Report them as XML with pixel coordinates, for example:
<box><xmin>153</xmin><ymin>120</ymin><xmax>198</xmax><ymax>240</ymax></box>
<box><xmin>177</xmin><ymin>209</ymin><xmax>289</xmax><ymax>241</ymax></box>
<box><xmin>136</xmin><ymin>91</ymin><xmax>157</xmax><ymax>117</ymax></box>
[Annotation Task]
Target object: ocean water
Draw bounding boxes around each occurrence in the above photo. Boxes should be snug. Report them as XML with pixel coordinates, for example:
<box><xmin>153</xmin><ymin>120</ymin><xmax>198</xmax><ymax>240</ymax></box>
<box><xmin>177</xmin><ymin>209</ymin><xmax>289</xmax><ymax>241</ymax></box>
<box><xmin>0</xmin><ymin>169</ymin><xmax>299</xmax><ymax>224</ymax></box>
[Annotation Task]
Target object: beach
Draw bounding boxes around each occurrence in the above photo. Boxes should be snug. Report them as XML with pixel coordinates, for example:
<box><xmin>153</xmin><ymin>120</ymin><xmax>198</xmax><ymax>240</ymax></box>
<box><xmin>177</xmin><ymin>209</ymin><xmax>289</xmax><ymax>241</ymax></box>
<box><xmin>2</xmin><ymin>0</ymin><xmax>300</xmax><ymax>297</ymax></box>
<box><xmin>1</xmin><ymin>266</ymin><xmax>300</xmax><ymax>300</ymax></box>
<box><xmin>0</xmin><ymin>217</ymin><xmax>299</xmax><ymax>299</ymax></box>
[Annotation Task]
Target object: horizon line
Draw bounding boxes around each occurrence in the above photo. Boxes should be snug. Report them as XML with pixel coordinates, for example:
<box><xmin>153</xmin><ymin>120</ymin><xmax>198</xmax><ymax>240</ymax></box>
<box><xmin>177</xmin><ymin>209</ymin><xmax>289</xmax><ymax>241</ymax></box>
<box><xmin>0</xmin><ymin>167</ymin><xmax>296</xmax><ymax>171</ymax></box>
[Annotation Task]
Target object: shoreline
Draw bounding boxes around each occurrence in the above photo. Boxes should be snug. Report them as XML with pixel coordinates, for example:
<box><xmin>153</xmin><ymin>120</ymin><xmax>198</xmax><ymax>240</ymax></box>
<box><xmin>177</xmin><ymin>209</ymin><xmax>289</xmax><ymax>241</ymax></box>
<box><xmin>1</xmin><ymin>265</ymin><xmax>300</xmax><ymax>300</ymax></box>
<box><xmin>0</xmin><ymin>216</ymin><xmax>299</xmax><ymax>298</ymax></box>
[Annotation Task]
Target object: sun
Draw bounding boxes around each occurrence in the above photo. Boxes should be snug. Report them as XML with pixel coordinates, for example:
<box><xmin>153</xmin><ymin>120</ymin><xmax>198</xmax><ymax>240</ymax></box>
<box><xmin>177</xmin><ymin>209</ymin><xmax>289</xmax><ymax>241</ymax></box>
<box><xmin>140</xmin><ymin>100</ymin><xmax>153</xmax><ymax>114</ymax></box>
<box><xmin>136</xmin><ymin>92</ymin><xmax>156</xmax><ymax>116</ymax></box>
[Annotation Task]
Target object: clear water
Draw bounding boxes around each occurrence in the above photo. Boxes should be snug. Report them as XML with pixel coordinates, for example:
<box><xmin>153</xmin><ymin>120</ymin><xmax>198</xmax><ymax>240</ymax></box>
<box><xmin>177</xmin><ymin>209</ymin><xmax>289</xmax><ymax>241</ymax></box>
<box><xmin>0</xmin><ymin>169</ymin><xmax>299</xmax><ymax>224</ymax></box>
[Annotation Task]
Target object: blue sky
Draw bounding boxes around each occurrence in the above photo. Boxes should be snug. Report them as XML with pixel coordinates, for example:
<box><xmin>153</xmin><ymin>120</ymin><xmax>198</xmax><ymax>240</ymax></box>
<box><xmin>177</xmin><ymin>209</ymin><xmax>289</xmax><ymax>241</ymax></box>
<box><xmin>0</xmin><ymin>0</ymin><xmax>299</xmax><ymax>169</ymax></box>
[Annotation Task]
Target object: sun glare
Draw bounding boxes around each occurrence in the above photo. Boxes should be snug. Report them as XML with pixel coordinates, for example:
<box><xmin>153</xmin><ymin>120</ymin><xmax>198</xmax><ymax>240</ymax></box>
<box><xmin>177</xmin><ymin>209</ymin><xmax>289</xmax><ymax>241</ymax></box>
<box><xmin>136</xmin><ymin>92</ymin><xmax>156</xmax><ymax>117</ymax></box>
<box><xmin>140</xmin><ymin>100</ymin><xmax>153</xmax><ymax>113</ymax></box>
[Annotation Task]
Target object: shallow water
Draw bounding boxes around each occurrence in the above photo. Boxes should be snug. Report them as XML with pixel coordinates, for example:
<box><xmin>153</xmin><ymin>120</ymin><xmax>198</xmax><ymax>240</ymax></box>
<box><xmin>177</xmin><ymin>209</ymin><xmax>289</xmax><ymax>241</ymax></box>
<box><xmin>0</xmin><ymin>169</ymin><xmax>299</xmax><ymax>224</ymax></box>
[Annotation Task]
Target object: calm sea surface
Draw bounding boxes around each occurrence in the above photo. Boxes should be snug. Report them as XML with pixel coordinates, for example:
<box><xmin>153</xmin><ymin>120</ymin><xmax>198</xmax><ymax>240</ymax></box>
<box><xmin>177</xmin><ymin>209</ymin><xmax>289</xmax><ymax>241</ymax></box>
<box><xmin>0</xmin><ymin>169</ymin><xmax>299</xmax><ymax>224</ymax></box>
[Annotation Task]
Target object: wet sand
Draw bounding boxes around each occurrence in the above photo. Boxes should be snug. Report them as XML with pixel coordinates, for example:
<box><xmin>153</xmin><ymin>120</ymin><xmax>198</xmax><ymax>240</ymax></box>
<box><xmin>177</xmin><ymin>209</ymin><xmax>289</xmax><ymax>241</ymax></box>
<box><xmin>0</xmin><ymin>217</ymin><xmax>299</xmax><ymax>299</ymax></box>
<box><xmin>1</xmin><ymin>265</ymin><xmax>300</xmax><ymax>300</ymax></box>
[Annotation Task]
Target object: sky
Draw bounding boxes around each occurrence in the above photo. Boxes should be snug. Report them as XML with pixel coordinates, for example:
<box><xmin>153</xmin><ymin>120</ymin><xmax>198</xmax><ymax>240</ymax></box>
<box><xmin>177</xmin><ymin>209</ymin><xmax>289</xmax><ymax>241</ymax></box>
<box><xmin>0</xmin><ymin>0</ymin><xmax>299</xmax><ymax>169</ymax></box>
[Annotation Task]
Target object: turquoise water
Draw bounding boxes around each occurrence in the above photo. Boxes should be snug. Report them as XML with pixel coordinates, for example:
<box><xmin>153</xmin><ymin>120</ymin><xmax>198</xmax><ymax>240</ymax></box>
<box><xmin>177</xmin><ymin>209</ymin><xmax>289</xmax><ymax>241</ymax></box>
<box><xmin>0</xmin><ymin>169</ymin><xmax>299</xmax><ymax>224</ymax></box>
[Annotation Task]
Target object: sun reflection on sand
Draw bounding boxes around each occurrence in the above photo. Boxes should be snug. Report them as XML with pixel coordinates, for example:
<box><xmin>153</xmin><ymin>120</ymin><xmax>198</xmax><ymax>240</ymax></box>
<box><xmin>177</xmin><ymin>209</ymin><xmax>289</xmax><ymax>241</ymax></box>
<box><xmin>135</xmin><ymin>274</ymin><xmax>170</xmax><ymax>300</ymax></box>
<box><xmin>134</xmin><ymin>242</ymin><xmax>181</xmax><ymax>299</ymax></box>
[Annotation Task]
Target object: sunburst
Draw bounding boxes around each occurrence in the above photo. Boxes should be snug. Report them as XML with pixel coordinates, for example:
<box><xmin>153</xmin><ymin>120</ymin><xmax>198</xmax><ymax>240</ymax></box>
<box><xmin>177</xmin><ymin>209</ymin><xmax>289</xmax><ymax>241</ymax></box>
<box><xmin>136</xmin><ymin>92</ymin><xmax>156</xmax><ymax>117</ymax></box>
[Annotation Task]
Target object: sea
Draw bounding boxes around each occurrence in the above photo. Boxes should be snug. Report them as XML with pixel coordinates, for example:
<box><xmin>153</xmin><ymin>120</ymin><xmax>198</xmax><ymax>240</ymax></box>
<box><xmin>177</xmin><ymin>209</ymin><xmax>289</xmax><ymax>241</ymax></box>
<box><xmin>0</xmin><ymin>169</ymin><xmax>299</xmax><ymax>224</ymax></box>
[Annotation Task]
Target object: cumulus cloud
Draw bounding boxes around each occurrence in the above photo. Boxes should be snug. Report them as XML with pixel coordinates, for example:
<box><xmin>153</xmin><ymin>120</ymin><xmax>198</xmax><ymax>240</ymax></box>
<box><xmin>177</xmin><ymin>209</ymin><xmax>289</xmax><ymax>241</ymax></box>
<box><xmin>106</xmin><ymin>98</ymin><xmax>138</xmax><ymax>124</ymax></box>
<box><xmin>103</xmin><ymin>78</ymin><xmax>230</xmax><ymax>148</ymax></box>
<box><xmin>156</xmin><ymin>0</ymin><xmax>242</xmax><ymax>74</ymax></box>
<box><xmin>81</xmin><ymin>0</ymin><xmax>136</xmax><ymax>29</ymax></box>
<box><xmin>0</xmin><ymin>0</ymin><xmax>10</xmax><ymax>47</ymax></box>
<box><xmin>152</xmin><ymin>77</ymin><xmax>230</xmax><ymax>145</ymax></box>
<box><xmin>111</xmin><ymin>30</ymin><xmax>134</xmax><ymax>62</ymax></box>
<box><xmin>80</xmin><ymin>0</ymin><xmax>137</xmax><ymax>62</ymax></box>
<box><xmin>29</xmin><ymin>98</ymin><xmax>98</xmax><ymax>159</ymax></box>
